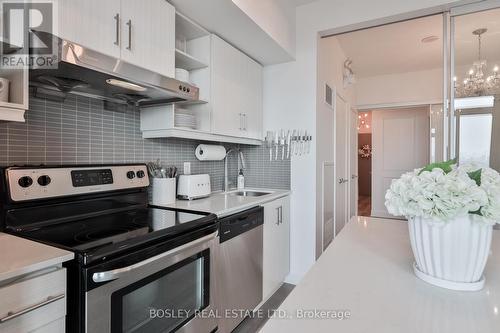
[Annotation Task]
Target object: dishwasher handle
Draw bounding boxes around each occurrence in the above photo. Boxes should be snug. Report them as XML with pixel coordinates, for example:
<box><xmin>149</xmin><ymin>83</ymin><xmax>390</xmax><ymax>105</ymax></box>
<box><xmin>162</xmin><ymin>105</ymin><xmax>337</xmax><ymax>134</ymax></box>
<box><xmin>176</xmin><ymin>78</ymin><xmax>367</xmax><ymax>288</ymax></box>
<box><xmin>219</xmin><ymin>206</ymin><xmax>263</xmax><ymax>243</ymax></box>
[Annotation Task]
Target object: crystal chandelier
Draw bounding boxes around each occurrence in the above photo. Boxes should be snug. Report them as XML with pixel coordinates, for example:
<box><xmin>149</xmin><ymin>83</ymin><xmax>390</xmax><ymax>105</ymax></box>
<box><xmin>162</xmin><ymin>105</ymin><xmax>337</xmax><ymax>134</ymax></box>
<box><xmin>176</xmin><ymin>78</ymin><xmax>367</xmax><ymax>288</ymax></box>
<box><xmin>357</xmin><ymin>113</ymin><xmax>370</xmax><ymax>130</ymax></box>
<box><xmin>454</xmin><ymin>28</ymin><xmax>500</xmax><ymax>98</ymax></box>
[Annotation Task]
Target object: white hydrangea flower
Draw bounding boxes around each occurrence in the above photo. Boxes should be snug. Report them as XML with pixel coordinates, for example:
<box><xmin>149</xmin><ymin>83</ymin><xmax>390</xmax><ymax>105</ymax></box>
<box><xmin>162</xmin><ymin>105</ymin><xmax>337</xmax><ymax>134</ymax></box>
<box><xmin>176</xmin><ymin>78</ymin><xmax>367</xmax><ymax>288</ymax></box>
<box><xmin>385</xmin><ymin>163</ymin><xmax>500</xmax><ymax>225</ymax></box>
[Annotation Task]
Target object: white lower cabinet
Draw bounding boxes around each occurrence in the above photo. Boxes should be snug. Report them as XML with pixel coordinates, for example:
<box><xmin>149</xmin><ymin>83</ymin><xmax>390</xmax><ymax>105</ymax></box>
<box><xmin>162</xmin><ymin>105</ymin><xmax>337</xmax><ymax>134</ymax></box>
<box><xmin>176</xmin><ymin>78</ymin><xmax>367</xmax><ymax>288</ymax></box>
<box><xmin>262</xmin><ymin>196</ymin><xmax>290</xmax><ymax>300</ymax></box>
<box><xmin>0</xmin><ymin>268</ymin><xmax>67</xmax><ymax>333</ymax></box>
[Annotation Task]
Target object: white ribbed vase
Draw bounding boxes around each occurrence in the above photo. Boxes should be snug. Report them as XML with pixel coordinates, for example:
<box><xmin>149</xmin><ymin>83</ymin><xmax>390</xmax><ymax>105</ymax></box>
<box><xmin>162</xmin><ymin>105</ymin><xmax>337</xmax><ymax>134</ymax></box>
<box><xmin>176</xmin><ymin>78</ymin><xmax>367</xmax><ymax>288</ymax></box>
<box><xmin>408</xmin><ymin>215</ymin><xmax>493</xmax><ymax>291</ymax></box>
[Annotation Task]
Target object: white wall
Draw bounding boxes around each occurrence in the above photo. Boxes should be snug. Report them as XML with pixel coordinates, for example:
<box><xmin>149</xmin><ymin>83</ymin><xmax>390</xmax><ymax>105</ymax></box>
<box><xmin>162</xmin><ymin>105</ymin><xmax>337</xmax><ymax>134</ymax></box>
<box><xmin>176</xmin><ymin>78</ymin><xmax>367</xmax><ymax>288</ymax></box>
<box><xmin>232</xmin><ymin>0</ymin><xmax>296</xmax><ymax>56</ymax></box>
<box><xmin>315</xmin><ymin>36</ymin><xmax>355</xmax><ymax>257</ymax></box>
<box><xmin>263</xmin><ymin>0</ymin><xmax>469</xmax><ymax>284</ymax></box>
<box><xmin>356</xmin><ymin>68</ymin><xmax>443</xmax><ymax>108</ymax></box>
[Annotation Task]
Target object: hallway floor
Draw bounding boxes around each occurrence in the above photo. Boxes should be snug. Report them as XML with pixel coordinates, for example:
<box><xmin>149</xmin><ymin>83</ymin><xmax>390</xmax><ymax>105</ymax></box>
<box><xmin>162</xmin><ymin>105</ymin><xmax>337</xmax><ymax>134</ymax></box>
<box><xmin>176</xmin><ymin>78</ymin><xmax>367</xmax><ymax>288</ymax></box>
<box><xmin>358</xmin><ymin>195</ymin><xmax>371</xmax><ymax>217</ymax></box>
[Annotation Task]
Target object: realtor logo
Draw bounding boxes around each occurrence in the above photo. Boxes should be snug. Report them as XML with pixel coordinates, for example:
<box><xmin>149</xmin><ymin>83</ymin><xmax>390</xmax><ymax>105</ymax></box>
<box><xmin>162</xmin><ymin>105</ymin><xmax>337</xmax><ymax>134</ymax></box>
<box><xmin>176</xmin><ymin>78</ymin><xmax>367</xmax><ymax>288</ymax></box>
<box><xmin>1</xmin><ymin>0</ymin><xmax>57</xmax><ymax>69</ymax></box>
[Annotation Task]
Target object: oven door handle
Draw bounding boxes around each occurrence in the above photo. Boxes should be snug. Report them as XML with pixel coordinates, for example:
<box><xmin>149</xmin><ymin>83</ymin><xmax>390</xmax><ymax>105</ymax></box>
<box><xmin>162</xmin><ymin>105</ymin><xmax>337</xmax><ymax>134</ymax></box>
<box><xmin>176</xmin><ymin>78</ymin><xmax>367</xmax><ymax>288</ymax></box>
<box><xmin>92</xmin><ymin>232</ymin><xmax>217</xmax><ymax>283</ymax></box>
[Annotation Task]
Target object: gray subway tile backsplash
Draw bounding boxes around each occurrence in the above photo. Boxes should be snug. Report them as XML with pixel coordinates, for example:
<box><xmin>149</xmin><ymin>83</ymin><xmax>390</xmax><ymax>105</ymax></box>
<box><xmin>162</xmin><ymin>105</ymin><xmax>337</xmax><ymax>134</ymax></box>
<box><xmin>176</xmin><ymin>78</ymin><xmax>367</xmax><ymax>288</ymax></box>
<box><xmin>0</xmin><ymin>95</ymin><xmax>290</xmax><ymax>191</ymax></box>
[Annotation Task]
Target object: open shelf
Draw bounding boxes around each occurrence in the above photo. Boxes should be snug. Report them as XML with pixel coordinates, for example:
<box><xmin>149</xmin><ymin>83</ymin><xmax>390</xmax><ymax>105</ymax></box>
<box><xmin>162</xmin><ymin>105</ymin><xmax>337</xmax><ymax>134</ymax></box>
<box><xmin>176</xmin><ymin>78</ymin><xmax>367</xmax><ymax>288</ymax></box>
<box><xmin>142</xmin><ymin>127</ymin><xmax>262</xmax><ymax>146</ymax></box>
<box><xmin>180</xmin><ymin>98</ymin><xmax>209</xmax><ymax>106</ymax></box>
<box><xmin>0</xmin><ymin>65</ymin><xmax>28</xmax><ymax>121</ymax></box>
<box><xmin>0</xmin><ymin>101</ymin><xmax>25</xmax><ymax>110</ymax></box>
<box><xmin>175</xmin><ymin>49</ymin><xmax>208</xmax><ymax>71</ymax></box>
<box><xmin>176</xmin><ymin>12</ymin><xmax>210</xmax><ymax>41</ymax></box>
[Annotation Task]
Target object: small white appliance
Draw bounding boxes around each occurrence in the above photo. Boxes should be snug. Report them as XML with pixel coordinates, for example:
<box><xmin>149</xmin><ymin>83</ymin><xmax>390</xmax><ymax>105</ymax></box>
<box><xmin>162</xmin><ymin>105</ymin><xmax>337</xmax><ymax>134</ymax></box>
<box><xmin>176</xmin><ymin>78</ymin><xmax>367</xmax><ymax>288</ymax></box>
<box><xmin>177</xmin><ymin>174</ymin><xmax>211</xmax><ymax>200</ymax></box>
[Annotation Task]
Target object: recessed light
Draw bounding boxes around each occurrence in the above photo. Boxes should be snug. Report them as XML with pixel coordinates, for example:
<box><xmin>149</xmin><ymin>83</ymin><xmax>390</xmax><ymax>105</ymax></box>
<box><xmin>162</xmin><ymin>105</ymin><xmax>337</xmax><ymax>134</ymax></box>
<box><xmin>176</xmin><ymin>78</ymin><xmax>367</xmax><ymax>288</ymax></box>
<box><xmin>106</xmin><ymin>79</ymin><xmax>147</xmax><ymax>92</ymax></box>
<box><xmin>421</xmin><ymin>35</ymin><xmax>439</xmax><ymax>43</ymax></box>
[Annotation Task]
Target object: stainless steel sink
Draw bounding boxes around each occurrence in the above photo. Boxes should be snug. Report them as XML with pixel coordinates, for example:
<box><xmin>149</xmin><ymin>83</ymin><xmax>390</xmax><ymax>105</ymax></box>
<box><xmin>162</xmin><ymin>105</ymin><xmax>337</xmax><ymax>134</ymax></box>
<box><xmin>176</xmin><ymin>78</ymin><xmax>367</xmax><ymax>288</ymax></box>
<box><xmin>229</xmin><ymin>191</ymin><xmax>270</xmax><ymax>197</ymax></box>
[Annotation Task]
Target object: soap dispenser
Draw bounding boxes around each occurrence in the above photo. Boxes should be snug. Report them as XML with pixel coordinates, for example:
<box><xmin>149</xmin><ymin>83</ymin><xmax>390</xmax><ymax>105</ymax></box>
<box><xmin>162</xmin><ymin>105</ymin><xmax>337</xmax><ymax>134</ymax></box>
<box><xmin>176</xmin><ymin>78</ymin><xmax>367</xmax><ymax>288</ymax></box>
<box><xmin>237</xmin><ymin>169</ymin><xmax>245</xmax><ymax>189</ymax></box>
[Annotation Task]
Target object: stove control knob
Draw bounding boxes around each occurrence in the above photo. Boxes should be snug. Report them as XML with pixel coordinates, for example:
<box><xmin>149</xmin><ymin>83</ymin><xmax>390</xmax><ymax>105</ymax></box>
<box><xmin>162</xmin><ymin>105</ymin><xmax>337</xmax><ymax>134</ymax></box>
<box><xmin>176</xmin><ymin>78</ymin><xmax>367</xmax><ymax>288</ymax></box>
<box><xmin>126</xmin><ymin>171</ymin><xmax>136</xmax><ymax>179</ymax></box>
<box><xmin>18</xmin><ymin>176</ymin><xmax>33</xmax><ymax>188</ymax></box>
<box><xmin>37</xmin><ymin>175</ymin><xmax>51</xmax><ymax>186</ymax></box>
<box><xmin>136</xmin><ymin>170</ymin><xmax>145</xmax><ymax>178</ymax></box>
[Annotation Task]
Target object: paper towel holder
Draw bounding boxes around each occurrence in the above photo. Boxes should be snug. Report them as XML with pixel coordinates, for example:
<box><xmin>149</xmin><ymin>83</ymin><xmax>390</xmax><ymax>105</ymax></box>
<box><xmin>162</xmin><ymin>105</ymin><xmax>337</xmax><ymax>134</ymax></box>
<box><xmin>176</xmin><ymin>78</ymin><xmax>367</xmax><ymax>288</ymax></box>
<box><xmin>195</xmin><ymin>144</ymin><xmax>227</xmax><ymax>161</ymax></box>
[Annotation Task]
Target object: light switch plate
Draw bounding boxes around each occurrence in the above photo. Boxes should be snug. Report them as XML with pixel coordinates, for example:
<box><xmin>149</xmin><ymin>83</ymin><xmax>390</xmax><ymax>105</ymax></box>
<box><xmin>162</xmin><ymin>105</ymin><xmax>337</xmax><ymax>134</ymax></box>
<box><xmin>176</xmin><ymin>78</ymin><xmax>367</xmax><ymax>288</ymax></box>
<box><xmin>183</xmin><ymin>162</ymin><xmax>191</xmax><ymax>175</ymax></box>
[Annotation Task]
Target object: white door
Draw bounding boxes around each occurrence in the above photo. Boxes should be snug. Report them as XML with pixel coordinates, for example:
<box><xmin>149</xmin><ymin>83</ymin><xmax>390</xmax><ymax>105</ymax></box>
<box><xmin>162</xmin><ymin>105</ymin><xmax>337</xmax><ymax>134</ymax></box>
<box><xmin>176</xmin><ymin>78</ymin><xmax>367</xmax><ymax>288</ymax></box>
<box><xmin>58</xmin><ymin>0</ymin><xmax>121</xmax><ymax>58</ymax></box>
<box><xmin>371</xmin><ymin>107</ymin><xmax>430</xmax><ymax>217</ymax></box>
<box><xmin>334</xmin><ymin>94</ymin><xmax>349</xmax><ymax>236</ymax></box>
<box><xmin>120</xmin><ymin>0</ymin><xmax>175</xmax><ymax>77</ymax></box>
<box><xmin>348</xmin><ymin>107</ymin><xmax>358</xmax><ymax>219</ymax></box>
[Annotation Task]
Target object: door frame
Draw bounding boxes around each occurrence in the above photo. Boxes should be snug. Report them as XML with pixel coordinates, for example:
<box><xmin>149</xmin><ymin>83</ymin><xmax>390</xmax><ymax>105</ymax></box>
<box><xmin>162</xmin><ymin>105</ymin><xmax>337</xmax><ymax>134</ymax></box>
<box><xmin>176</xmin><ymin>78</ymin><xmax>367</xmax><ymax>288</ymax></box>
<box><xmin>348</xmin><ymin>106</ymin><xmax>358</xmax><ymax>219</ymax></box>
<box><xmin>333</xmin><ymin>91</ymin><xmax>349</xmax><ymax>238</ymax></box>
<box><xmin>321</xmin><ymin>161</ymin><xmax>335</xmax><ymax>250</ymax></box>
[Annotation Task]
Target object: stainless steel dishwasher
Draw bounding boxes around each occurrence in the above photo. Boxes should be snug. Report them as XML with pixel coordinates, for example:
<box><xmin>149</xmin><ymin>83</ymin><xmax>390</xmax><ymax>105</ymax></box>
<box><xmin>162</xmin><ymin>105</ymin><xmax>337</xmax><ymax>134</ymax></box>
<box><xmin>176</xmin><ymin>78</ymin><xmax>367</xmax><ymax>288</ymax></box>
<box><xmin>216</xmin><ymin>206</ymin><xmax>263</xmax><ymax>333</ymax></box>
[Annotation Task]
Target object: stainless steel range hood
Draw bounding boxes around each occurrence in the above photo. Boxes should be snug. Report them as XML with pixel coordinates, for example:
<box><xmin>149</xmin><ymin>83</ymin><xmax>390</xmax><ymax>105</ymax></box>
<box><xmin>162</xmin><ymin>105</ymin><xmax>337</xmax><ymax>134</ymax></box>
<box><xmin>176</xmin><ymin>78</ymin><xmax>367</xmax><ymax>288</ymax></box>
<box><xmin>29</xmin><ymin>30</ymin><xmax>199</xmax><ymax>107</ymax></box>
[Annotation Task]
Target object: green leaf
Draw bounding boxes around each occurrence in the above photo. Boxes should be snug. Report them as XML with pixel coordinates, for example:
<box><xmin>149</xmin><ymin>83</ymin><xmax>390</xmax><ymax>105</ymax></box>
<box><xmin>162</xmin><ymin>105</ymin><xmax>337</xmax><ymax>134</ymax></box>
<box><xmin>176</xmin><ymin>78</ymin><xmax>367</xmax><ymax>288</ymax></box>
<box><xmin>469</xmin><ymin>208</ymin><xmax>483</xmax><ymax>216</ymax></box>
<box><xmin>467</xmin><ymin>169</ymin><xmax>482</xmax><ymax>186</ymax></box>
<box><xmin>418</xmin><ymin>158</ymin><xmax>457</xmax><ymax>175</ymax></box>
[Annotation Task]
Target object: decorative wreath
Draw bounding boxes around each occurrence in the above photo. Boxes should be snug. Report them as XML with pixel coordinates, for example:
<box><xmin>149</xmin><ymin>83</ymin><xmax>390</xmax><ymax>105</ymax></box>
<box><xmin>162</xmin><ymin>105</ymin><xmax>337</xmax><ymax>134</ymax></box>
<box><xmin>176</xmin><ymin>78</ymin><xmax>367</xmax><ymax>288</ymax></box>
<box><xmin>358</xmin><ymin>144</ymin><xmax>372</xmax><ymax>159</ymax></box>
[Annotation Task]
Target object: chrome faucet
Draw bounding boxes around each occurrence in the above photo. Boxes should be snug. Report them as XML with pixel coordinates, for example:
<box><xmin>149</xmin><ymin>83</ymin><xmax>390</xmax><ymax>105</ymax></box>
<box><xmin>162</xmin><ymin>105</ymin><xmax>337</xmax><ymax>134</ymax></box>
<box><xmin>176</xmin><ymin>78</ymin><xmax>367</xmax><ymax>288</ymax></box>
<box><xmin>224</xmin><ymin>148</ymin><xmax>246</xmax><ymax>192</ymax></box>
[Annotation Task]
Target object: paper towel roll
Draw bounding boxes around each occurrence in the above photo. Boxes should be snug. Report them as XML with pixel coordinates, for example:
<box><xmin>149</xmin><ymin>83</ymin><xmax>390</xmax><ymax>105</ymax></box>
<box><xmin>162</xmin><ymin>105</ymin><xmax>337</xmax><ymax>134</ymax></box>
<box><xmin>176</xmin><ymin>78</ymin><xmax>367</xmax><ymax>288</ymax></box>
<box><xmin>195</xmin><ymin>144</ymin><xmax>226</xmax><ymax>161</ymax></box>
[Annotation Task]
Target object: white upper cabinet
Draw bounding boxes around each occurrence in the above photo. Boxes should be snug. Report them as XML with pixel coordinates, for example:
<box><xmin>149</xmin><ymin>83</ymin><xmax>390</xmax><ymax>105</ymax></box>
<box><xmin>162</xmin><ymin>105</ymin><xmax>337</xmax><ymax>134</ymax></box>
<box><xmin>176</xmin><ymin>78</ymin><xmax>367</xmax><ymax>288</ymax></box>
<box><xmin>210</xmin><ymin>35</ymin><xmax>263</xmax><ymax>140</ymax></box>
<box><xmin>58</xmin><ymin>0</ymin><xmax>175</xmax><ymax>77</ymax></box>
<box><xmin>211</xmin><ymin>35</ymin><xmax>242</xmax><ymax>137</ymax></box>
<box><xmin>120</xmin><ymin>0</ymin><xmax>175</xmax><ymax>77</ymax></box>
<box><xmin>58</xmin><ymin>0</ymin><xmax>122</xmax><ymax>59</ymax></box>
<box><xmin>244</xmin><ymin>58</ymin><xmax>263</xmax><ymax>140</ymax></box>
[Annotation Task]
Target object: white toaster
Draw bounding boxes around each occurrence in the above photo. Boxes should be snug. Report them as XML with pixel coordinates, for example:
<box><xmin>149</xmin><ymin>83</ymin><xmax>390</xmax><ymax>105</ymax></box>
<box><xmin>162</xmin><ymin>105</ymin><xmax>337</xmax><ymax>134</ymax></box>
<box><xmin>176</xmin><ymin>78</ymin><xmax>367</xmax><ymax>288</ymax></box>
<box><xmin>177</xmin><ymin>174</ymin><xmax>211</xmax><ymax>200</ymax></box>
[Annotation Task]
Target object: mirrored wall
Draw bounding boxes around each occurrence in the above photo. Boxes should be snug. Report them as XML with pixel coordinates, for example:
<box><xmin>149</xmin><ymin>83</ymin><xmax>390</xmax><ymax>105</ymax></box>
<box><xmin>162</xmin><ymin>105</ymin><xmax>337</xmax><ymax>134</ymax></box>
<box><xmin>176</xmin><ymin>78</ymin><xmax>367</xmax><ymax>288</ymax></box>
<box><xmin>451</xmin><ymin>6</ymin><xmax>500</xmax><ymax>171</ymax></box>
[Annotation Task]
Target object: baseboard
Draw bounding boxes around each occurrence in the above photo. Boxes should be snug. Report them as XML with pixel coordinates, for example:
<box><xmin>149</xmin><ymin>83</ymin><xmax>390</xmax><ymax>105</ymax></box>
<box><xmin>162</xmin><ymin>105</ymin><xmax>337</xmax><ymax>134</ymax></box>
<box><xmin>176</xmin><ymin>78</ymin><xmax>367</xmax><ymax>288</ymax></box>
<box><xmin>371</xmin><ymin>210</ymin><xmax>393</xmax><ymax>219</ymax></box>
<box><xmin>284</xmin><ymin>273</ymin><xmax>302</xmax><ymax>285</ymax></box>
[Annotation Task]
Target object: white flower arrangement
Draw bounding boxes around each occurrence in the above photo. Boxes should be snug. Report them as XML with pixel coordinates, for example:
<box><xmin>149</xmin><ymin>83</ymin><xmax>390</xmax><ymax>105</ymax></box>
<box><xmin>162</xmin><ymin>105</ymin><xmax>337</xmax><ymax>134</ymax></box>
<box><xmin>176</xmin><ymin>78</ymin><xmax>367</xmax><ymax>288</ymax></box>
<box><xmin>385</xmin><ymin>160</ymin><xmax>500</xmax><ymax>224</ymax></box>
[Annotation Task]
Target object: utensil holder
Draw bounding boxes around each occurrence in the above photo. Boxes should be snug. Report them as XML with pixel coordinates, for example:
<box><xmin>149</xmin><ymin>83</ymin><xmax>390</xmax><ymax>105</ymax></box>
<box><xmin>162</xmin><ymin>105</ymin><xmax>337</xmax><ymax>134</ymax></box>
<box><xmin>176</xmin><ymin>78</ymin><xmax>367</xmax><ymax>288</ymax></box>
<box><xmin>152</xmin><ymin>178</ymin><xmax>176</xmax><ymax>205</ymax></box>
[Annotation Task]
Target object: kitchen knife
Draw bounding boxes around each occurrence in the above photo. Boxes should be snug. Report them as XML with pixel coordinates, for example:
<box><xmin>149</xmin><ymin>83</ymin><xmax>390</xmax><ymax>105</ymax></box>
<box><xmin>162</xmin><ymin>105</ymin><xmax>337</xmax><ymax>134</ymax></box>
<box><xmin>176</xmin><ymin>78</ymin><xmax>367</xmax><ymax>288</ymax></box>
<box><xmin>286</xmin><ymin>130</ymin><xmax>291</xmax><ymax>158</ymax></box>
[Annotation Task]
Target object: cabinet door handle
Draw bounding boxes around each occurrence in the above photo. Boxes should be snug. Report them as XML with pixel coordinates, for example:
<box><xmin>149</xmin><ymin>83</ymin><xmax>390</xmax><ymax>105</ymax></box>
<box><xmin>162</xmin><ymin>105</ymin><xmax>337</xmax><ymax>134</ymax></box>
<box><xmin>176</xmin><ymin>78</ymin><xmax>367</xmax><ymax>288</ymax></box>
<box><xmin>114</xmin><ymin>13</ymin><xmax>120</xmax><ymax>46</ymax></box>
<box><xmin>126</xmin><ymin>19</ymin><xmax>132</xmax><ymax>50</ymax></box>
<box><xmin>0</xmin><ymin>294</ymin><xmax>65</xmax><ymax>323</ymax></box>
<box><xmin>275</xmin><ymin>207</ymin><xmax>280</xmax><ymax>225</ymax></box>
<box><xmin>239</xmin><ymin>113</ymin><xmax>242</xmax><ymax>130</ymax></box>
<box><xmin>243</xmin><ymin>114</ymin><xmax>247</xmax><ymax>131</ymax></box>
<box><xmin>276</xmin><ymin>206</ymin><xmax>283</xmax><ymax>224</ymax></box>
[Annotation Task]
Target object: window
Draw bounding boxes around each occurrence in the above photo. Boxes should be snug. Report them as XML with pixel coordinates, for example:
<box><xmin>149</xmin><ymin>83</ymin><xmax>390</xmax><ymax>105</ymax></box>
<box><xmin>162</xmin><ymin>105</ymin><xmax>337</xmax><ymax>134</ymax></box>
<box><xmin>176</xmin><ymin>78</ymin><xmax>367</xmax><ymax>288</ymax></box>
<box><xmin>459</xmin><ymin>113</ymin><xmax>493</xmax><ymax>166</ymax></box>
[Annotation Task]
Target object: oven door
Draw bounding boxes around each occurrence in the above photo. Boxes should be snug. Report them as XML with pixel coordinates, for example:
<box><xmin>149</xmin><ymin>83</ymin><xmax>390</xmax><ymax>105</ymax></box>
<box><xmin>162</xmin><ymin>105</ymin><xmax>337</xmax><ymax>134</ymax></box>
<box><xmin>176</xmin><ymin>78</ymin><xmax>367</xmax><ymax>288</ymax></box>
<box><xmin>85</xmin><ymin>232</ymin><xmax>218</xmax><ymax>333</ymax></box>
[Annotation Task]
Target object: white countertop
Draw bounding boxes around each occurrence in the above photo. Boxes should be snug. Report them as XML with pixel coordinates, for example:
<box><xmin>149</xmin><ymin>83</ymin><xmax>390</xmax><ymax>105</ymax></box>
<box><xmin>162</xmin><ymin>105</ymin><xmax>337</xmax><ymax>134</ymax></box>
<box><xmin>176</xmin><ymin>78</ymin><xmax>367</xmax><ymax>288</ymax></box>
<box><xmin>260</xmin><ymin>216</ymin><xmax>500</xmax><ymax>333</ymax></box>
<box><xmin>161</xmin><ymin>188</ymin><xmax>290</xmax><ymax>217</ymax></box>
<box><xmin>0</xmin><ymin>233</ymin><xmax>74</xmax><ymax>283</ymax></box>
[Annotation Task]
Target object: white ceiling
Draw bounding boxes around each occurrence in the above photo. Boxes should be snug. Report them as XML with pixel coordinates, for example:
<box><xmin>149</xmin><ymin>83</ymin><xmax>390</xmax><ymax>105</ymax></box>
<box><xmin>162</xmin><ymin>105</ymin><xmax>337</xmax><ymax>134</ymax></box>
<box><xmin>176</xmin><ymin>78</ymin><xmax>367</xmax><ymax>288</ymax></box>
<box><xmin>169</xmin><ymin>0</ymin><xmax>295</xmax><ymax>65</ymax></box>
<box><xmin>289</xmin><ymin>0</ymin><xmax>318</xmax><ymax>6</ymax></box>
<box><xmin>334</xmin><ymin>9</ymin><xmax>500</xmax><ymax>79</ymax></box>
<box><xmin>454</xmin><ymin>8</ymin><xmax>500</xmax><ymax>68</ymax></box>
<box><xmin>335</xmin><ymin>15</ymin><xmax>443</xmax><ymax>78</ymax></box>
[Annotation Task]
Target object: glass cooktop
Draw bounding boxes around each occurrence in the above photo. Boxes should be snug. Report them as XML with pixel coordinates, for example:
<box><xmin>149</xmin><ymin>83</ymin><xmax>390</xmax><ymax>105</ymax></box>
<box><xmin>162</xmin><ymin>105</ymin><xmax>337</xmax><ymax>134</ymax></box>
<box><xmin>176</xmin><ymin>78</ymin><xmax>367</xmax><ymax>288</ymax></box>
<box><xmin>9</xmin><ymin>207</ymin><xmax>214</xmax><ymax>258</ymax></box>
<box><xmin>23</xmin><ymin>208</ymin><xmax>204</xmax><ymax>247</ymax></box>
